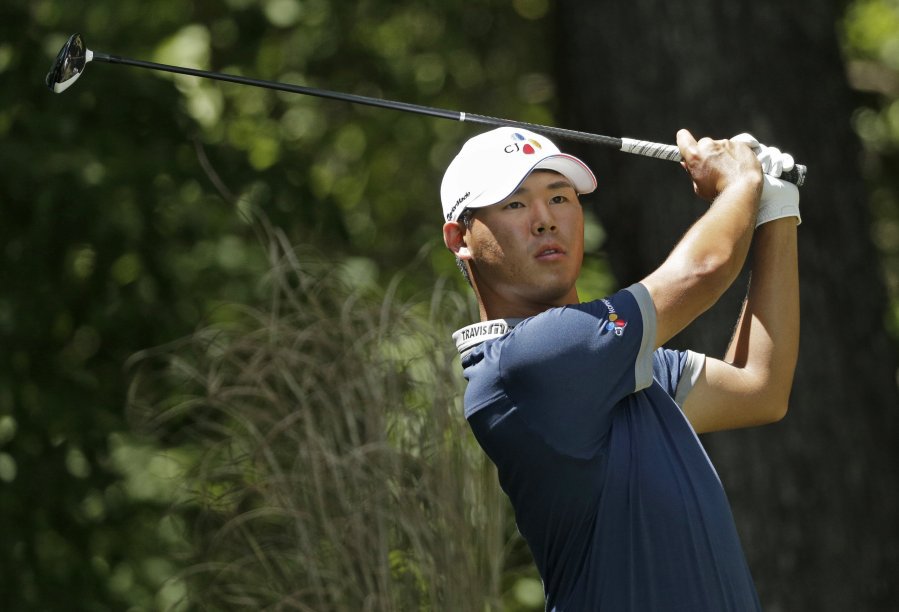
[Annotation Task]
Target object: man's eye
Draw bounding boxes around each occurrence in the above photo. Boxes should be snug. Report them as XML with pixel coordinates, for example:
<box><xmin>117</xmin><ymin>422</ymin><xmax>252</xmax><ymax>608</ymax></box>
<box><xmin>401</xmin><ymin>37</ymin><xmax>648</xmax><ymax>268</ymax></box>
<box><xmin>505</xmin><ymin>201</ymin><xmax>525</xmax><ymax>210</ymax></box>
<box><xmin>550</xmin><ymin>195</ymin><xmax>568</xmax><ymax>204</ymax></box>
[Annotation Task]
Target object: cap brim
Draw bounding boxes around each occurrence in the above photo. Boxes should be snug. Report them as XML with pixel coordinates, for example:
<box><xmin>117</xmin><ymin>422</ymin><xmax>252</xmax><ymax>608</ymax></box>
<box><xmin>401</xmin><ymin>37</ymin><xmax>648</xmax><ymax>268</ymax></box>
<box><xmin>534</xmin><ymin>154</ymin><xmax>597</xmax><ymax>195</ymax></box>
<box><xmin>463</xmin><ymin>153</ymin><xmax>597</xmax><ymax>213</ymax></box>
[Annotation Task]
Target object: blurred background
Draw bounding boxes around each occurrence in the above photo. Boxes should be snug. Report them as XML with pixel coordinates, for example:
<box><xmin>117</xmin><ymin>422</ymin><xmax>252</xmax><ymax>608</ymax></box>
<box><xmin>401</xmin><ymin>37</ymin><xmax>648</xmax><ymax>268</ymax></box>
<box><xmin>2</xmin><ymin>0</ymin><xmax>898</xmax><ymax>610</ymax></box>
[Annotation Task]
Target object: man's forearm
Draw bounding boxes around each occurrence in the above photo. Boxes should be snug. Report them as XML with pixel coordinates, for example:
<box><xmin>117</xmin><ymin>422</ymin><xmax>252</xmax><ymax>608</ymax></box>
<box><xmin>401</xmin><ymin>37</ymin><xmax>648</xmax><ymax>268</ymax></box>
<box><xmin>644</xmin><ymin>176</ymin><xmax>761</xmax><ymax>348</ymax></box>
<box><xmin>724</xmin><ymin>217</ymin><xmax>800</xmax><ymax>417</ymax></box>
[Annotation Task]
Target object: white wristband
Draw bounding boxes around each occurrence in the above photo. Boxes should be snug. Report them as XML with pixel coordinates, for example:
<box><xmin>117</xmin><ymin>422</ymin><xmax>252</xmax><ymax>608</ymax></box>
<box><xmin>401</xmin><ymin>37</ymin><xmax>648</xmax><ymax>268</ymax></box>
<box><xmin>757</xmin><ymin>174</ymin><xmax>801</xmax><ymax>227</ymax></box>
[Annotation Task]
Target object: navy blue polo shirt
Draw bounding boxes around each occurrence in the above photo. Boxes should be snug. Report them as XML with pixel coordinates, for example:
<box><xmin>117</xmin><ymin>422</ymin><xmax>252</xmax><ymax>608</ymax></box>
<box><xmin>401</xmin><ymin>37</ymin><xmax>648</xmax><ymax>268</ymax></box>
<box><xmin>455</xmin><ymin>284</ymin><xmax>761</xmax><ymax>611</ymax></box>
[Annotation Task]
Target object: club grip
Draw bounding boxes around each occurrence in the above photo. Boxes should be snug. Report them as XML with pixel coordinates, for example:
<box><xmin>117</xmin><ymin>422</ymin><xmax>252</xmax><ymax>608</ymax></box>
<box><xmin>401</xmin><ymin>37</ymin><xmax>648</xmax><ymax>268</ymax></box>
<box><xmin>779</xmin><ymin>164</ymin><xmax>807</xmax><ymax>187</ymax></box>
<box><xmin>619</xmin><ymin>138</ymin><xmax>807</xmax><ymax>187</ymax></box>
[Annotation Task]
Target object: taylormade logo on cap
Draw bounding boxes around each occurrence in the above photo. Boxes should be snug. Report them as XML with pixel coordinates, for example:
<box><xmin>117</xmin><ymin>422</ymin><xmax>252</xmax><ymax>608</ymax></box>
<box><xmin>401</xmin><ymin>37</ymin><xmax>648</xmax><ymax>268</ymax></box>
<box><xmin>440</xmin><ymin>127</ymin><xmax>597</xmax><ymax>222</ymax></box>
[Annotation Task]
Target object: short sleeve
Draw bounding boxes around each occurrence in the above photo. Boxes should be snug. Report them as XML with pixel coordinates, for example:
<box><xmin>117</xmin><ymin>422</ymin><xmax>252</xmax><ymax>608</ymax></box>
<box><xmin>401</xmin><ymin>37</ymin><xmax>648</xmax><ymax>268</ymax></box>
<box><xmin>652</xmin><ymin>348</ymin><xmax>706</xmax><ymax>408</ymax></box>
<box><xmin>481</xmin><ymin>284</ymin><xmax>656</xmax><ymax>458</ymax></box>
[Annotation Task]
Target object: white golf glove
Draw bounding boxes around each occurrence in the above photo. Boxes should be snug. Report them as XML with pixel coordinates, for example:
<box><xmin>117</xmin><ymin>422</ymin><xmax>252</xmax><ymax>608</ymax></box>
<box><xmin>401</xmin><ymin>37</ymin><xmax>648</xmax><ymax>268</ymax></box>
<box><xmin>731</xmin><ymin>133</ymin><xmax>800</xmax><ymax>227</ymax></box>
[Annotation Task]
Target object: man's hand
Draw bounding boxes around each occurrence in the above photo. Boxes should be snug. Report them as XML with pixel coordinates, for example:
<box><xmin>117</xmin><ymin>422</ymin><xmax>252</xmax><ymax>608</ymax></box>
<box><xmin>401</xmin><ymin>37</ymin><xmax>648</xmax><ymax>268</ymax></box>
<box><xmin>676</xmin><ymin>129</ymin><xmax>763</xmax><ymax>202</ymax></box>
<box><xmin>729</xmin><ymin>133</ymin><xmax>801</xmax><ymax>227</ymax></box>
<box><xmin>730</xmin><ymin>133</ymin><xmax>795</xmax><ymax>178</ymax></box>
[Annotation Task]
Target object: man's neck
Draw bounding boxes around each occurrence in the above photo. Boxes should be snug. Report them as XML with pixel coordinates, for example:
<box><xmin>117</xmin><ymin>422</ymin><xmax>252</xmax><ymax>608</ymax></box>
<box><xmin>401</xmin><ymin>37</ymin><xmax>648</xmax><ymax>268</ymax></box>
<box><xmin>478</xmin><ymin>291</ymin><xmax>580</xmax><ymax>321</ymax></box>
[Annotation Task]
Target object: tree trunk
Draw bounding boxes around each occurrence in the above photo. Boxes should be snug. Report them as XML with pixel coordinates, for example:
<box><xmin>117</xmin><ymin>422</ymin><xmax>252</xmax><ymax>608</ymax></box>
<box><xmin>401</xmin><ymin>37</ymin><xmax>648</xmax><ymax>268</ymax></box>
<box><xmin>555</xmin><ymin>1</ymin><xmax>899</xmax><ymax>609</ymax></box>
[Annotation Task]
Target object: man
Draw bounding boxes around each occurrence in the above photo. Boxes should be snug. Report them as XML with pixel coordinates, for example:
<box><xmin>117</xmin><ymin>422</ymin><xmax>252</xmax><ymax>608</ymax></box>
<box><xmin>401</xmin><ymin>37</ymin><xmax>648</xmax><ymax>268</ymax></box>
<box><xmin>440</xmin><ymin>126</ymin><xmax>800</xmax><ymax>610</ymax></box>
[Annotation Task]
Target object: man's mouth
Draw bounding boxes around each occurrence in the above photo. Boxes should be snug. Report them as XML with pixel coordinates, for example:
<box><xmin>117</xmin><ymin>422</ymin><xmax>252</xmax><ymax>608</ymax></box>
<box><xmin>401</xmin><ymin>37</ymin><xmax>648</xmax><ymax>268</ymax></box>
<box><xmin>535</xmin><ymin>245</ymin><xmax>565</xmax><ymax>259</ymax></box>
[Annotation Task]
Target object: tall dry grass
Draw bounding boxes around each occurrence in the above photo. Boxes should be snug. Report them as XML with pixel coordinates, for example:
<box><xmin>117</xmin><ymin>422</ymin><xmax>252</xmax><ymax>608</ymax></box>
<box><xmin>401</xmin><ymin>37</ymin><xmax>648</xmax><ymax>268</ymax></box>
<box><xmin>127</xmin><ymin>223</ymin><xmax>517</xmax><ymax>610</ymax></box>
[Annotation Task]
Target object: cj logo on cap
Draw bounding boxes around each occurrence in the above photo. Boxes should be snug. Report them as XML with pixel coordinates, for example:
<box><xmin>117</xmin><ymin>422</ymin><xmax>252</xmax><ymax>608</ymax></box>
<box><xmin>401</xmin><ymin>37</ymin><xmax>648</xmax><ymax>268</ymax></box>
<box><xmin>504</xmin><ymin>132</ymin><xmax>543</xmax><ymax>155</ymax></box>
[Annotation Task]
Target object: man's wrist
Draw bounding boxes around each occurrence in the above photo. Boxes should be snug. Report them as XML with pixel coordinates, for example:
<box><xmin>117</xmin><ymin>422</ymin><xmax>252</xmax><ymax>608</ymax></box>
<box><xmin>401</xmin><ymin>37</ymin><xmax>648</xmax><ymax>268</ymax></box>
<box><xmin>714</xmin><ymin>173</ymin><xmax>763</xmax><ymax>213</ymax></box>
<box><xmin>756</xmin><ymin>174</ymin><xmax>801</xmax><ymax>227</ymax></box>
<box><xmin>719</xmin><ymin>171</ymin><xmax>764</xmax><ymax>195</ymax></box>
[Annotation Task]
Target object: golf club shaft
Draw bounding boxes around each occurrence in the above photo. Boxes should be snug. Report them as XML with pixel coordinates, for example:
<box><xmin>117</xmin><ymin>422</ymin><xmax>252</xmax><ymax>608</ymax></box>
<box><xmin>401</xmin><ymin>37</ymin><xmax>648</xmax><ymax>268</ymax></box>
<box><xmin>91</xmin><ymin>51</ymin><xmax>806</xmax><ymax>186</ymax></box>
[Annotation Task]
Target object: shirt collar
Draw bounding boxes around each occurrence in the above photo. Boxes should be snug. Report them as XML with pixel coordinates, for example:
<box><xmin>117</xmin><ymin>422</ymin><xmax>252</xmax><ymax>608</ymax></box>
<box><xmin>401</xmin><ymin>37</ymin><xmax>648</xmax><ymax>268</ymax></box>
<box><xmin>452</xmin><ymin>318</ymin><xmax>524</xmax><ymax>358</ymax></box>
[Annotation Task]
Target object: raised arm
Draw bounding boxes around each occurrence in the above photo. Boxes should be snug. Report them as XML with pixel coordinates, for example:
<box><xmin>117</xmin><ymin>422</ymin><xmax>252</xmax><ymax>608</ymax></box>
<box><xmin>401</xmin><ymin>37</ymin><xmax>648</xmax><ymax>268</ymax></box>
<box><xmin>683</xmin><ymin>208</ymin><xmax>800</xmax><ymax>433</ymax></box>
<box><xmin>641</xmin><ymin>130</ymin><xmax>763</xmax><ymax>348</ymax></box>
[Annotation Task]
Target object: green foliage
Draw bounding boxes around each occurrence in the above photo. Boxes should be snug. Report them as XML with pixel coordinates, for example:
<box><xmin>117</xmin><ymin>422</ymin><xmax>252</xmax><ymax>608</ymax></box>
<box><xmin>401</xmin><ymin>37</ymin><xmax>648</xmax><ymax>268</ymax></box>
<box><xmin>127</xmin><ymin>226</ymin><xmax>516</xmax><ymax>610</ymax></box>
<box><xmin>3</xmin><ymin>2</ymin><xmax>266</xmax><ymax>608</ymax></box>
<box><xmin>2</xmin><ymin>0</ymin><xmax>562</xmax><ymax>609</ymax></box>
<box><xmin>844</xmin><ymin>0</ymin><xmax>899</xmax><ymax>60</ymax></box>
<box><xmin>842</xmin><ymin>0</ymin><xmax>899</xmax><ymax>336</ymax></box>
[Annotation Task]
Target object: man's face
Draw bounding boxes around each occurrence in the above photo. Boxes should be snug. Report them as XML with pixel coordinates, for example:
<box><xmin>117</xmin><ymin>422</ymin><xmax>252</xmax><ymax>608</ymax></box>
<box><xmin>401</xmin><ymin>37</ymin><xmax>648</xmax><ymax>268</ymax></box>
<box><xmin>462</xmin><ymin>170</ymin><xmax>585</xmax><ymax>316</ymax></box>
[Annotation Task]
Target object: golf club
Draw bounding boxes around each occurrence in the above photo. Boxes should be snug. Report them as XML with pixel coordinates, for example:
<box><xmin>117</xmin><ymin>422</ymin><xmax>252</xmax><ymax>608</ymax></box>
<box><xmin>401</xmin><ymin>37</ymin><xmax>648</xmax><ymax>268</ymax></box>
<box><xmin>46</xmin><ymin>33</ymin><xmax>806</xmax><ymax>186</ymax></box>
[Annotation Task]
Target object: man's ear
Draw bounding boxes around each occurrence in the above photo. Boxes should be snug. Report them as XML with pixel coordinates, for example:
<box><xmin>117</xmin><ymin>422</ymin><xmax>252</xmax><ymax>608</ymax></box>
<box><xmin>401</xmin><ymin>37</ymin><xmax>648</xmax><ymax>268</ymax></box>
<box><xmin>443</xmin><ymin>221</ymin><xmax>471</xmax><ymax>259</ymax></box>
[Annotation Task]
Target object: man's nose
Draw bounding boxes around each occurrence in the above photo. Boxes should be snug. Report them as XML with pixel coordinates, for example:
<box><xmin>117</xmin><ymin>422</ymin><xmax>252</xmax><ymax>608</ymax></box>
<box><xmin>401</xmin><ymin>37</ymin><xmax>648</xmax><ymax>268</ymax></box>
<box><xmin>532</xmin><ymin>202</ymin><xmax>557</xmax><ymax>235</ymax></box>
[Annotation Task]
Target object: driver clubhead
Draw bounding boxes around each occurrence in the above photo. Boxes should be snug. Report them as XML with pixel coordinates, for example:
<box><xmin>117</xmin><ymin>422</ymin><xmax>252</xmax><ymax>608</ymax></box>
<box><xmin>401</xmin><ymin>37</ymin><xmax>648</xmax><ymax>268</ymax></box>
<box><xmin>46</xmin><ymin>33</ymin><xmax>93</xmax><ymax>93</ymax></box>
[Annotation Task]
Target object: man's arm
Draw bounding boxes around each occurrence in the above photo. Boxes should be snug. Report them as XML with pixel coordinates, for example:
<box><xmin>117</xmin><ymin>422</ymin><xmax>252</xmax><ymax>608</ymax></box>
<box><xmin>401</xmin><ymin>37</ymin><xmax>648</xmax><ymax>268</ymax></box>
<box><xmin>682</xmin><ymin>217</ymin><xmax>800</xmax><ymax>433</ymax></box>
<box><xmin>641</xmin><ymin>129</ymin><xmax>763</xmax><ymax>348</ymax></box>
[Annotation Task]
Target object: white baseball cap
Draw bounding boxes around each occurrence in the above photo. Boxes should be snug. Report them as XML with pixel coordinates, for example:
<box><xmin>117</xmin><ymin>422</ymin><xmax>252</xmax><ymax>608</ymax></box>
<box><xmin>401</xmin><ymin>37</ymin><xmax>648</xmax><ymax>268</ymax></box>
<box><xmin>440</xmin><ymin>127</ymin><xmax>597</xmax><ymax>222</ymax></box>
